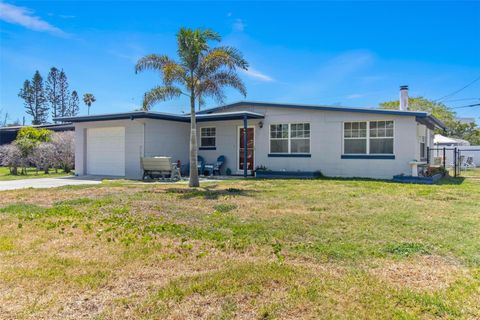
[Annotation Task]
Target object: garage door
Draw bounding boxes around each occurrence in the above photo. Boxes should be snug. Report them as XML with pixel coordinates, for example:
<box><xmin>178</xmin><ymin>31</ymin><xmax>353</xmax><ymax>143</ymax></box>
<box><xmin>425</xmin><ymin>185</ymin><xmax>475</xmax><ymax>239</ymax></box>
<box><xmin>86</xmin><ymin>127</ymin><xmax>125</xmax><ymax>176</ymax></box>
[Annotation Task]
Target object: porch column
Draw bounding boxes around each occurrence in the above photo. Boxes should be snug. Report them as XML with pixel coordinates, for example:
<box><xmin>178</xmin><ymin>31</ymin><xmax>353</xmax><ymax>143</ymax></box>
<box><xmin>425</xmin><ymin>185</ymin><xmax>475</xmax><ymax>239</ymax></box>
<box><xmin>243</xmin><ymin>115</ymin><xmax>248</xmax><ymax>178</ymax></box>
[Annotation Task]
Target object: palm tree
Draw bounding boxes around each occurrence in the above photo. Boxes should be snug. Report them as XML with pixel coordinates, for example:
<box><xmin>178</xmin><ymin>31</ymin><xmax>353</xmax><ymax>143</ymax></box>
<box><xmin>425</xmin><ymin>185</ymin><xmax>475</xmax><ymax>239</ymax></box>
<box><xmin>135</xmin><ymin>28</ymin><xmax>248</xmax><ymax>187</ymax></box>
<box><xmin>83</xmin><ymin>93</ymin><xmax>96</xmax><ymax>115</ymax></box>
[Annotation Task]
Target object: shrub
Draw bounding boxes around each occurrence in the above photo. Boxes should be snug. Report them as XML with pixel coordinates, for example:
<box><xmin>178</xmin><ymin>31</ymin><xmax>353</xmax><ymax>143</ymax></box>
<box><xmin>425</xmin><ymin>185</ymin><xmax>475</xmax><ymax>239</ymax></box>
<box><xmin>0</xmin><ymin>144</ymin><xmax>22</xmax><ymax>175</ymax></box>
<box><xmin>30</xmin><ymin>142</ymin><xmax>56</xmax><ymax>174</ymax></box>
<box><xmin>51</xmin><ymin>131</ymin><xmax>75</xmax><ymax>173</ymax></box>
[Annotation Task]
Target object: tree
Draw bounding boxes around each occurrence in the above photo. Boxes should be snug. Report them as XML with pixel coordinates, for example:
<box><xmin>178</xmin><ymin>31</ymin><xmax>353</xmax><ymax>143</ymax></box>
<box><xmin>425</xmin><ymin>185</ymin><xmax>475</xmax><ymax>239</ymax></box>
<box><xmin>51</xmin><ymin>131</ymin><xmax>75</xmax><ymax>173</ymax></box>
<box><xmin>19</xmin><ymin>71</ymin><xmax>49</xmax><ymax>125</ymax></box>
<box><xmin>83</xmin><ymin>93</ymin><xmax>96</xmax><ymax>115</ymax></box>
<box><xmin>379</xmin><ymin>96</ymin><xmax>480</xmax><ymax>144</ymax></box>
<box><xmin>135</xmin><ymin>27</ymin><xmax>248</xmax><ymax>187</ymax></box>
<box><xmin>380</xmin><ymin>96</ymin><xmax>457</xmax><ymax>129</ymax></box>
<box><xmin>448</xmin><ymin>121</ymin><xmax>480</xmax><ymax>145</ymax></box>
<box><xmin>68</xmin><ymin>90</ymin><xmax>80</xmax><ymax>116</ymax></box>
<box><xmin>0</xmin><ymin>144</ymin><xmax>22</xmax><ymax>175</ymax></box>
<box><xmin>46</xmin><ymin>67</ymin><xmax>61</xmax><ymax>121</ymax></box>
<box><xmin>18</xmin><ymin>80</ymin><xmax>35</xmax><ymax>124</ymax></box>
<box><xmin>58</xmin><ymin>70</ymin><xmax>70</xmax><ymax>117</ymax></box>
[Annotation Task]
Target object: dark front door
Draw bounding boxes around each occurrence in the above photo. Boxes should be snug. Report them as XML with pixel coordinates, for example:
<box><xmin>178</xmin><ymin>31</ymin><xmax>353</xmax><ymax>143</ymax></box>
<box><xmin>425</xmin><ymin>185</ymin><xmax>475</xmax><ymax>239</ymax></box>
<box><xmin>239</xmin><ymin>127</ymin><xmax>254</xmax><ymax>171</ymax></box>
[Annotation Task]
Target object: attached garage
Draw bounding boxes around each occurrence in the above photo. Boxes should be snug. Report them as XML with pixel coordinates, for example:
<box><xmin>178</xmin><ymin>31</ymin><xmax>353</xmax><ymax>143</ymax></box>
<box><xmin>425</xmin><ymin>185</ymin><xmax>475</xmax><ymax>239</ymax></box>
<box><xmin>86</xmin><ymin>127</ymin><xmax>125</xmax><ymax>176</ymax></box>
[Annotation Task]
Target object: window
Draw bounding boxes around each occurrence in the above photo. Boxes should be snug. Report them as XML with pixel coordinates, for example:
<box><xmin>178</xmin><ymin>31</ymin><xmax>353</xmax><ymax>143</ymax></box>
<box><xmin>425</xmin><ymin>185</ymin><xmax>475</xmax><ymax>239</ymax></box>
<box><xmin>270</xmin><ymin>123</ymin><xmax>310</xmax><ymax>154</ymax></box>
<box><xmin>200</xmin><ymin>127</ymin><xmax>216</xmax><ymax>147</ymax></box>
<box><xmin>343</xmin><ymin>121</ymin><xmax>394</xmax><ymax>155</ymax></box>
<box><xmin>270</xmin><ymin>124</ymin><xmax>289</xmax><ymax>153</ymax></box>
<box><xmin>369</xmin><ymin>121</ymin><xmax>394</xmax><ymax>154</ymax></box>
<box><xmin>419</xmin><ymin>136</ymin><xmax>426</xmax><ymax>159</ymax></box>
<box><xmin>344</xmin><ymin>122</ymin><xmax>367</xmax><ymax>154</ymax></box>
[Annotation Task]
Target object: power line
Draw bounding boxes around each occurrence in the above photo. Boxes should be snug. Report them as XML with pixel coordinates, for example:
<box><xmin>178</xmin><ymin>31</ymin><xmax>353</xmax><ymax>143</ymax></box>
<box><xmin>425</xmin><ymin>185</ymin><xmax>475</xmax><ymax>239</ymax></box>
<box><xmin>451</xmin><ymin>103</ymin><xmax>480</xmax><ymax>109</ymax></box>
<box><xmin>435</xmin><ymin>75</ymin><xmax>480</xmax><ymax>102</ymax></box>
<box><xmin>443</xmin><ymin>97</ymin><xmax>480</xmax><ymax>103</ymax></box>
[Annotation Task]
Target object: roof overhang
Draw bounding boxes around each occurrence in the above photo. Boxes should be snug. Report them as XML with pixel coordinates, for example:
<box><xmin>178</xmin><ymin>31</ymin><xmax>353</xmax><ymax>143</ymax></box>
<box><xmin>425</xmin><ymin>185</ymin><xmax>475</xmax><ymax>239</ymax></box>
<box><xmin>416</xmin><ymin>115</ymin><xmax>447</xmax><ymax>131</ymax></box>
<box><xmin>54</xmin><ymin>111</ymin><xmax>264</xmax><ymax>123</ymax></box>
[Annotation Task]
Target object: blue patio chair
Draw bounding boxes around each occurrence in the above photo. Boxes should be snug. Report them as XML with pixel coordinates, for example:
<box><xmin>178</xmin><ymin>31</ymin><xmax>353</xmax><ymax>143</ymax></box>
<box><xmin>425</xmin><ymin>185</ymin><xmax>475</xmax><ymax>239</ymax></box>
<box><xmin>197</xmin><ymin>155</ymin><xmax>205</xmax><ymax>175</ymax></box>
<box><xmin>204</xmin><ymin>155</ymin><xmax>226</xmax><ymax>176</ymax></box>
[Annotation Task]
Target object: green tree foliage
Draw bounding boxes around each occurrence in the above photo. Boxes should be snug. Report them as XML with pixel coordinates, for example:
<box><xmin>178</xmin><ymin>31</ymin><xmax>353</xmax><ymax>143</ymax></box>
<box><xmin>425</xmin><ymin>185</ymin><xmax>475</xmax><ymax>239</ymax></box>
<box><xmin>68</xmin><ymin>90</ymin><xmax>80</xmax><ymax>116</ymax></box>
<box><xmin>18</xmin><ymin>71</ymin><xmax>49</xmax><ymax>125</ymax></box>
<box><xmin>380</xmin><ymin>96</ymin><xmax>480</xmax><ymax>144</ymax></box>
<box><xmin>46</xmin><ymin>67</ymin><xmax>61</xmax><ymax>121</ymax></box>
<box><xmin>58</xmin><ymin>70</ymin><xmax>70</xmax><ymax>117</ymax></box>
<box><xmin>380</xmin><ymin>96</ymin><xmax>457</xmax><ymax>128</ymax></box>
<box><xmin>16</xmin><ymin>127</ymin><xmax>52</xmax><ymax>143</ymax></box>
<box><xmin>14</xmin><ymin>127</ymin><xmax>53</xmax><ymax>174</ymax></box>
<box><xmin>135</xmin><ymin>27</ymin><xmax>248</xmax><ymax>187</ymax></box>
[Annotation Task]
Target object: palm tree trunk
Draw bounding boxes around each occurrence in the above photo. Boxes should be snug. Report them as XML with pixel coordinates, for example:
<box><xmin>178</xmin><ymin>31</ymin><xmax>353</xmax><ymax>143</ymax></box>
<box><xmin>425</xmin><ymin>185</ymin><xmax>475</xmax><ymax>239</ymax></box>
<box><xmin>189</xmin><ymin>93</ymin><xmax>200</xmax><ymax>187</ymax></box>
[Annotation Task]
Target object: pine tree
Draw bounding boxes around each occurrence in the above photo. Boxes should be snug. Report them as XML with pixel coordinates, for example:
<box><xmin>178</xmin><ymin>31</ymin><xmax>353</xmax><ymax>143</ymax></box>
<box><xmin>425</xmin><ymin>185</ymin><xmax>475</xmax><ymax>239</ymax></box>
<box><xmin>46</xmin><ymin>67</ymin><xmax>61</xmax><ymax>121</ymax></box>
<box><xmin>58</xmin><ymin>70</ymin><xmax>70</xmax><ymax>117</ymax></box>
<box><xmin>30</xmin><ymin>71</ymin><xmax>48</xmax><ymax>124</ymax></box>
<box><xmin>19</xmin><ymin>80</ymin><xmax>34</xmax><ymax>122</ymax></box>
<box><xmin>68</xmin><ymin>90</ymin><xmax>80</xmax><ymax>116</ymax></box>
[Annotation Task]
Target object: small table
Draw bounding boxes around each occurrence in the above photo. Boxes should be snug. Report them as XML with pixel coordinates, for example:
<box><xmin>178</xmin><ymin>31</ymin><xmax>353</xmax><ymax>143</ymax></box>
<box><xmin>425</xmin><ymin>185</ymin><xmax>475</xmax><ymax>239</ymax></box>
<box><xmin>409</xmin><ymin>161</ymin><xmax>427</xmax><ymax>177</ymax></box>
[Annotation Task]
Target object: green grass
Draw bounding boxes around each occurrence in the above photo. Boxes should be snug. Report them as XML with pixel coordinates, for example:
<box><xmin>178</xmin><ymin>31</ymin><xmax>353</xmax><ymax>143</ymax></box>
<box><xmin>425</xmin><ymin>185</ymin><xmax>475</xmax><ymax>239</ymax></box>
<box><xmin>0</xmin><ymin>177</ymin><xmax>479</xmax><ymax>319</ymax></box>
<box><xmin>0</xmin><ymin>166</ymin><xmax>72</xmax><ymax>181</ymax></box>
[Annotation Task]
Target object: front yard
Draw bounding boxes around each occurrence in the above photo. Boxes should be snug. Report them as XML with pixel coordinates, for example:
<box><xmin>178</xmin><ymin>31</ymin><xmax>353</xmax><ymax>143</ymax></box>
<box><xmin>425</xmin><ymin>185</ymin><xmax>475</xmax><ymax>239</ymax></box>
<box><xmin>0</xmin><ymin>167</ymin><xmax>71</xmax><ymax>181</ymax></box>
<box><xmin>0</xmin><ymin>177</ymin><xmax>479</xmax><ymax>319</ymax></box>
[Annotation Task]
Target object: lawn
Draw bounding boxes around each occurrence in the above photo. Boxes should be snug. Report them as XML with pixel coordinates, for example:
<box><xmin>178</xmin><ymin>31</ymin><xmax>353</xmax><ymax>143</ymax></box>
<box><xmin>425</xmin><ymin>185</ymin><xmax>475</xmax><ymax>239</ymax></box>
<box><xmin>0</xmin><ymin>166</ymin><xmax>72</xmax><ymax>181</ymax></box>
<box><xmin>0</xmin><ymin>177</ymin><xmax>479</xmax><ymax>319</ymax></box>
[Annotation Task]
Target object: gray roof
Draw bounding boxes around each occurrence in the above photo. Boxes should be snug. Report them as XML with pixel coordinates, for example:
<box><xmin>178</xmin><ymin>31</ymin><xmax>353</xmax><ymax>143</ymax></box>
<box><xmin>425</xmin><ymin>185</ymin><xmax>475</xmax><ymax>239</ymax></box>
<box><xmin>54</xmin><ymin>110</ymin><xmax>264</xmax><ymax>123</ymax></box>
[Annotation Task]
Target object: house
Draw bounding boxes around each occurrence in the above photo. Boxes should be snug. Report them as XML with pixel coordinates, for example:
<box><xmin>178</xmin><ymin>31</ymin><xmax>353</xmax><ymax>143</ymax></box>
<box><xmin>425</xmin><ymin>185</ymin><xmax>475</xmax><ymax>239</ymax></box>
<box><xmin>0</xmin><ymin>123</ymin><xmax>74</xmax><ymax>145</ymax></box>
<box><xmin>55</xmin><ymin>86</ymin><xmax>446</xmax><ymax>180</ymax></box>
<box><xmin>434</xmin><ymin>134</ymin><xmax>470</xmax><ymax>147</ymax></box>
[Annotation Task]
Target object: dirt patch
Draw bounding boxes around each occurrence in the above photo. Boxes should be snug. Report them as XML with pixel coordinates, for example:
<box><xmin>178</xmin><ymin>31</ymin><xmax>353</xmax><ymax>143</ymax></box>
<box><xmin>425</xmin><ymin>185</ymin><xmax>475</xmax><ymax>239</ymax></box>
<box><xmin>370</xmin><ymin>255</ymin><xmax>468</xmax><ymax>292</ymax></box>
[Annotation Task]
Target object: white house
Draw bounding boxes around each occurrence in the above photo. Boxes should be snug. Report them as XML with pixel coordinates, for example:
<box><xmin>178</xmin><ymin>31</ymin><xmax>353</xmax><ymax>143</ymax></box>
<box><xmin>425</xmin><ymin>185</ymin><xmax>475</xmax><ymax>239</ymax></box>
<box><xmin>56</xmin><ymin>87</ymin><xmax>446</xmax><ymax>180</ymax></box>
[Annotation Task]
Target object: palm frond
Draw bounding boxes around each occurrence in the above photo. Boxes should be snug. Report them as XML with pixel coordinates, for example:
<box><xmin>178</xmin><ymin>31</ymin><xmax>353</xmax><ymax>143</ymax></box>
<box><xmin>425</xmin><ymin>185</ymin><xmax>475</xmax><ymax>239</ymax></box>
<box><xmin>142</xmin><ymin>86</ymin><xmax>183</xmax><ymax>111</ymax></box>
<box><xmin>135</xmin><ymin>54</ymin><xmax>173</xmax><ymax>74</ymax></box>
<box><xmin>205</xmin><ymin>71</ymin><xmax>247</xmax><ymax>97</ymax></box>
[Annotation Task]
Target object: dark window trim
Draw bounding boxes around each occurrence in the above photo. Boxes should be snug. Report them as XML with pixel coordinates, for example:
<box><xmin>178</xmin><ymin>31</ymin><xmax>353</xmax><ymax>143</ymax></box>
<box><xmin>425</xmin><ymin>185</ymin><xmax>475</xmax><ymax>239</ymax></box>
<box><xmin>341</xmin><ymin>154</ymin><xmax>395</xmax><ymax>160</ymax></box>
<box><xmin>268</xmin><ymin>153</ymin><xmax>311</xmax><ymax>158</ymax></box>
<box><xmin>199</xmin><ymin>147</ymin><xmax>216</xmax><ymax>150</ymax></box>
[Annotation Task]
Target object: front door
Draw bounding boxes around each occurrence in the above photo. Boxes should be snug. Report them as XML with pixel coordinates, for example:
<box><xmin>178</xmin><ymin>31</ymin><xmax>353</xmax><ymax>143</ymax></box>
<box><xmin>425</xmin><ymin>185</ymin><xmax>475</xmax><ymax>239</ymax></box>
<box><xmin>238</xmin><ymin>127</ymin><xmax>254</xmax><ymax>172</ymax></box>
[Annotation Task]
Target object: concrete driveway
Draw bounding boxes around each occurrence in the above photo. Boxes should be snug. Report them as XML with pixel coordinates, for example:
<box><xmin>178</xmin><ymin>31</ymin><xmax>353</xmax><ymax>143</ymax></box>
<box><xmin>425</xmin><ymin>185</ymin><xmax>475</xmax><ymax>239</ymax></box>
<box><xmin>0</xmin><ymin>176</ymin><xmax>102</xmax><ymax>191</ymax></box>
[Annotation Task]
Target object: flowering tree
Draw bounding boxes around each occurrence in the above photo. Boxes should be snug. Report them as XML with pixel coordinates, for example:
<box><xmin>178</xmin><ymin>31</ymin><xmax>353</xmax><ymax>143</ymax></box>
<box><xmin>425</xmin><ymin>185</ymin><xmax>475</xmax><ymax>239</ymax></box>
<box><xmin>51</xmin><ymin>131</ymin><xmax>75</xmax><ymax>173</ymax></box>
<box><xmin>0</xmin><ymin>144</ymin><xmax>22</xmax><ymax>175</ymax></box>
<box><xmin>30</xmin><ymin>143</ymin><xmax>56</xmax><ymax>174</ymax></box>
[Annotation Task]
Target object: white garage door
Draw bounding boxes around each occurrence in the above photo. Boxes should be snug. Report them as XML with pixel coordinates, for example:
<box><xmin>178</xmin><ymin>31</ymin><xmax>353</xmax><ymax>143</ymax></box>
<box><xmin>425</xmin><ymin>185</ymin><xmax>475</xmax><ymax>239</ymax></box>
<box><xmin>86</xmin><ymin>127</ymin><xmax>125</xmax><ymax>176</ymax></box>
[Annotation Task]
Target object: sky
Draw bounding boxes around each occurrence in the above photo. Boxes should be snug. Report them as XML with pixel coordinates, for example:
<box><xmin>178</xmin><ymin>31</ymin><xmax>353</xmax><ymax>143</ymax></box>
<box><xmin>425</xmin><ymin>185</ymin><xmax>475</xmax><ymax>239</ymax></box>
<box><xmin>0</xmin><ymin>1</ymin><xmax>479</xmax><ymax>125</ymax></box>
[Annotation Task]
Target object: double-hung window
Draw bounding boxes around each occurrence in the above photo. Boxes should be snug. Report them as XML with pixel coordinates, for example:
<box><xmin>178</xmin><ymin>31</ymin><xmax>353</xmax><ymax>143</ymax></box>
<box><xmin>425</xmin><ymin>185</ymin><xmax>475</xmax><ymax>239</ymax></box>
<box><xmin>270</xmin><ymin>123</ymin><xmax>310</xmax><ymax>154</ymax></box>
<box><xmin>200</xmin><ymin>127</ymin><xmax>216</xmax><ymax>148</ymax></box>
<box><xmin>343</xmin><ymin>121</ymin><xmax>394</xmax><ymax>155</ymax></box>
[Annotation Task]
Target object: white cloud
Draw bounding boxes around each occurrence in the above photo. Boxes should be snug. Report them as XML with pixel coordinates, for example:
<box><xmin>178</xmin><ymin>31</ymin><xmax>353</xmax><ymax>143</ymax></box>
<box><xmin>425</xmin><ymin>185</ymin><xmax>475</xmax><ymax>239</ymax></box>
<box><xmin>241</xmin><ymin>67</ymin><xmax>274</xmax><ymax>82</ymax></box>
<box><xmin>233</xmin><ymin>19</ymin><xmax>245</xmax><ymax>32</ymax></box>
<box><xmin>0</xmin><ymin>2</ymin><xmax>67</xmax><ymax>37</ymax></box>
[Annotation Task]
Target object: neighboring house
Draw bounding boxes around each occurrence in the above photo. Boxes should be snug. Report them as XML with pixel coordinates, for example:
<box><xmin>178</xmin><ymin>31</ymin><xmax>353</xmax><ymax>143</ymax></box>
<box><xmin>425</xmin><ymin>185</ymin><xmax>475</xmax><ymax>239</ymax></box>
<box><xmin>0</xmin><ymin>123</ymin><xmax>74</xmax><ymax>145</ymax></box>
<box><xmin>434</xmin><ymin>134</ymin><xmax>470</xmax><ymax>147</ymax></box>
<box><xmin>56</xmin><ymin>87</ymin><xmax>446</xmax><ymax>180</ymax></box>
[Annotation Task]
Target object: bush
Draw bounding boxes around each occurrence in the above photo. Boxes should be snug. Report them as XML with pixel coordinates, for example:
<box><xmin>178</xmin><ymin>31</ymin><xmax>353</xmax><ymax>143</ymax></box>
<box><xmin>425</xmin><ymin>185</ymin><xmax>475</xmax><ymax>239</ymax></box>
<box><xmin>0</xmin><ymin>130</ymin><xmax>75</xmax><ymax>176</ymax></box>
<box><xmin>0</xmin><ymin>144</ymin><xmax>22</xmax><ymax>175</ymax></box>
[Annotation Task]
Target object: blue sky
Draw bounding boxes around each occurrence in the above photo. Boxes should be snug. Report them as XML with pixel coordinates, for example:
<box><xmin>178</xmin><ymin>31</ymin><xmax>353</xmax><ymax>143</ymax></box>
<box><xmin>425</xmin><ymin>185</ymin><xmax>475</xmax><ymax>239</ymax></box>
<box><xmin>0</xmin><ymin>1</ymin><xmax>479</xmax><ymax>124</ymax></box>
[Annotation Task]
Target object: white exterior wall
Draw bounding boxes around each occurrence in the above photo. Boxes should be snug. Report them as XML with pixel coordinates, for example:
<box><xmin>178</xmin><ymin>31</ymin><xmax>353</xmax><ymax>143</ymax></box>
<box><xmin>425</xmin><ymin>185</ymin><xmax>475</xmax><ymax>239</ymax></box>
<box><xmin>143</xmin><ymin>118</ymin><xmax>189</xmax><ymax>165</ymax></box>
<box><xmin>75</xmin><ymin>118</ymin><xmax>189</xmax><ymax>179</ymax></box>
<box><xmin>212</xmin><ymin>105</ymin><xmax>420</xmax><ymax>179</ymax></box>
<box><xmin>197</xmin><ymin>120</ymin><xmax>260</xmax><ymax>174</ymax></box>
<box><xmin>74</xmin><ymin>106</ymin><xmax>428</xmax><ymax>180</ymax></box>
<box><xmin>74</xmin><ymin>119</ymin><xmax>145</xmax><ymax>179</ymax></box>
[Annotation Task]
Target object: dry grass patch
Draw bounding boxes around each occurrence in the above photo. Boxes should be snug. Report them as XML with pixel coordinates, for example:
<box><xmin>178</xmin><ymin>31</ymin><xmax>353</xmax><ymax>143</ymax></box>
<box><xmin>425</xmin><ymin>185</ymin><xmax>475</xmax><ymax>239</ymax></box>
<box><xmin>370</xmin><ymin>255</ymin><xmax>468</xmax><ymax>292</ymax></box>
